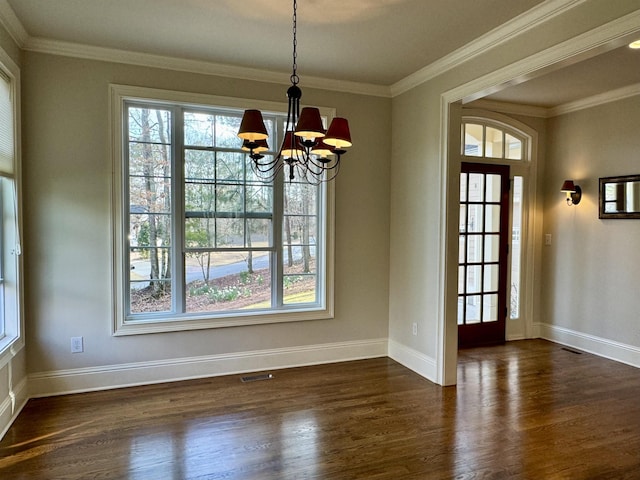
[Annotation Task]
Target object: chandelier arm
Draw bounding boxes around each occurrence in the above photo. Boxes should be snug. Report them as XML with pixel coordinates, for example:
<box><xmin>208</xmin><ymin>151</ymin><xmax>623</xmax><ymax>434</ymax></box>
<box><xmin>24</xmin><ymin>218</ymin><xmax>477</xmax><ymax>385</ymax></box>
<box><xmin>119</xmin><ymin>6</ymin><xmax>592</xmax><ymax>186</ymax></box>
<box><xmin>252</xmin><ymin>157</ymin><xmax>282</xmax><ymax>174</ymax></box>
<box><xmin>307</xmin><ymin>155</ymin><xmax>339</xmax><ymax>170</ymax></box>
<box><xmin>250</xmin><ymin>158</ymin><xmax>283</xmax><ymax>183</ymax></box>
<box><xmin>302</xmin><ymin>162</ymin><xmax>340</xmax><ymax>185</ymax></box>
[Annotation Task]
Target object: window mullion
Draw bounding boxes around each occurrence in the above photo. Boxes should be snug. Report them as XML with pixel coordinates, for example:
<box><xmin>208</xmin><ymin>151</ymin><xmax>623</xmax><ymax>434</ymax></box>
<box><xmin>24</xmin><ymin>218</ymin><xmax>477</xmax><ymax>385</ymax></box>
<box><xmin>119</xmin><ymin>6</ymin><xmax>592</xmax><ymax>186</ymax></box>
<box><xmin>272</xmin><ymin>117</ymin><xmax>284</xmax><ymax>308</ymax></box>
<box><xmin>174</xmin><ymin>107</ymin><xmax>185</xmax><ymax>313</ymax></box>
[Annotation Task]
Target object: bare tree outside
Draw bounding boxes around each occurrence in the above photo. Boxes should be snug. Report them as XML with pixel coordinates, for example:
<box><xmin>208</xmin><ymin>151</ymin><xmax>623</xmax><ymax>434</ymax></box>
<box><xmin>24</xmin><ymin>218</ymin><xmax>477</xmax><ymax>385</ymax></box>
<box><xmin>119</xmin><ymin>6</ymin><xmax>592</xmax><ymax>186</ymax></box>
<box><xmin>127</xmin><ymin>104</ymin><xmax>320</xmax><ymax>315</ymax></box>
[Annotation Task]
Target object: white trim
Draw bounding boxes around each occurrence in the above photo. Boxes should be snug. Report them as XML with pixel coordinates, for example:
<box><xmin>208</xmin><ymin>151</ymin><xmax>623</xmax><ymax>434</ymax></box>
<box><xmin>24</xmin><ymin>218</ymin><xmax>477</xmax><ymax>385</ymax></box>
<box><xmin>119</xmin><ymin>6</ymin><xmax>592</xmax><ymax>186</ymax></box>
<box><xmin>24</xmin><ymin>37</ymin><xmax>391</xmax><ymax>98</ymax></box>
<box><xmin>0</xmin><ymin>375</ymin><xmax>28</xmax><ymax>441</ymax></box>
<box><xmin>540</xmin><ymin>323</ymin><xmax>640</xmax><ymax>369</ymax></box>
<box><xmin>388</xmin><ymin>339</ymin><xmax>437</xmax><ymax>383</ymax></box>
<box><xmin>549</xmin><ymin>82</ymin><xmax>640</xmax><ymax>117</ymax></box>
<box><xmin>465</xmin><ymin>99</ymin><xmax>549</xmax><ymax>118</ymax></box>
<box><xmin>0</xmin><ymin>0</ymin><xmax>28</xmax><ymax>47</ymax></box>
<box><xmin>390</xmin><ymin>0</ymin><xmax>587</xmax><ymax>97</ymax></box>
<box><xmin>446</xmin><ymin>10</ymin><xmax>640</xmax><ymax>106</ymax></box>
<box><xmin>471</xmin><ymin>83</ymin><xmax>640</xmax><ymax>118</ymax></box>
<box><xmin>28</xmin><ymin>338</ymin><xmax>388</xmax><ymax>398</ymax></box>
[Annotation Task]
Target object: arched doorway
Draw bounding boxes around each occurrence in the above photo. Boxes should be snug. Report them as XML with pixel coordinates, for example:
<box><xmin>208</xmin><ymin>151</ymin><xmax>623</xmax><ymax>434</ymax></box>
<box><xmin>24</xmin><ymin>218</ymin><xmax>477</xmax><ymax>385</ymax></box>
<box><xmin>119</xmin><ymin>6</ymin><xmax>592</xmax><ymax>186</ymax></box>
<box><xmin>457</xmin><ymin>113</ymin><xmax>537</xmax><ymax>348</ymax></box>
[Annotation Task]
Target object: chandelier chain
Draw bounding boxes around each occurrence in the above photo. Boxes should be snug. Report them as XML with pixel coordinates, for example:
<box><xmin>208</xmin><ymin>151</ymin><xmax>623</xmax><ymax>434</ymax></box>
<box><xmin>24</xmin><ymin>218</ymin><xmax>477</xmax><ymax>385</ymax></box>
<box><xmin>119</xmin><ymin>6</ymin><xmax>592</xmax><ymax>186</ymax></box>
<box><xmin>291</xmin><ymin>0</ymin><xmax>299</xmax><ymax>85</ymax></box>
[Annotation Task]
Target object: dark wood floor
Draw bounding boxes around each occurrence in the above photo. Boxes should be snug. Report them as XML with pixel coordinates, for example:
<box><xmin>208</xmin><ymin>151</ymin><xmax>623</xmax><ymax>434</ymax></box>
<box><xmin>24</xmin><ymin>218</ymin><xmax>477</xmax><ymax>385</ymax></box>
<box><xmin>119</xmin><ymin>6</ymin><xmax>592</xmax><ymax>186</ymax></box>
<box><xmin>1</xmin><ymin>339</ymin><xmax>640</xmax><ymax>479</ymax></box>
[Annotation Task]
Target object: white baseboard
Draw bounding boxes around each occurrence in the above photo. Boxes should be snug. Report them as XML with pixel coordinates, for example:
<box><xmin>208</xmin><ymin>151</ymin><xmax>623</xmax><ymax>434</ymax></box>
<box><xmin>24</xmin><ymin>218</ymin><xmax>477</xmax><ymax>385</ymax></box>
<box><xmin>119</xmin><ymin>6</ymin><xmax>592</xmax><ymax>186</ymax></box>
<box><xmin>387</xmin><ymin>339</ymin><xmax>437</xmax><ymax>383</ymax></box>
<box><xmin>539</xmin><ymin>323</ymin><xmax>640</xmax><ymax>368</ymax></box>
<box><xmin>28</xmin><ymin>338</ymin><xmax>389</xmax><ymax>398</ymax></box>
<box><xmin>0</xmin><ymin>376</ymin><xmax>28</xmax><ymax>440</ymax></box>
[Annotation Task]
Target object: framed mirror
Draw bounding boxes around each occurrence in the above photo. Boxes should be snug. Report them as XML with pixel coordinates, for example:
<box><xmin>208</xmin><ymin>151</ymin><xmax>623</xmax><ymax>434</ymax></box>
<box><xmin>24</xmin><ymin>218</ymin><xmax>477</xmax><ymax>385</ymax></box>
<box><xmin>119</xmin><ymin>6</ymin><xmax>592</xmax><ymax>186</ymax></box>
<box><xmin>599</xmin><ymin>175</ymin><xmax>640</xmax><ymax>219</ymax></box>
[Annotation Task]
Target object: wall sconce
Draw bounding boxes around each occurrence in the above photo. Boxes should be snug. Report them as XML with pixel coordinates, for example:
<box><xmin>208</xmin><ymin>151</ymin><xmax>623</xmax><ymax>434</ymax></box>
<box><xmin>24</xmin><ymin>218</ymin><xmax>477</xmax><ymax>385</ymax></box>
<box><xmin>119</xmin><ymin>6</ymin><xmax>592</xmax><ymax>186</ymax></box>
<box><xmin>561</xmin><ymin>180</ymin><xmax>582</xmax><ymax>206</ymax></box>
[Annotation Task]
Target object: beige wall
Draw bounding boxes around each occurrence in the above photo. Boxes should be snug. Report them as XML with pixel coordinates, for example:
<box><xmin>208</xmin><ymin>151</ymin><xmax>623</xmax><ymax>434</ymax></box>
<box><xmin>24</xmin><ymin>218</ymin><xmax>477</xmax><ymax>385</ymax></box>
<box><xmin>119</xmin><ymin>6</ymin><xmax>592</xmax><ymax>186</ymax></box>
<box><xmin>21</xmin><ymin>52</ymin><xmax>391</xmax><ymax>384</ymax></box>
<box><xmin>542</xmin><ymin>95</ymin><xmax>640</xmax><ymax>348</ymax></box>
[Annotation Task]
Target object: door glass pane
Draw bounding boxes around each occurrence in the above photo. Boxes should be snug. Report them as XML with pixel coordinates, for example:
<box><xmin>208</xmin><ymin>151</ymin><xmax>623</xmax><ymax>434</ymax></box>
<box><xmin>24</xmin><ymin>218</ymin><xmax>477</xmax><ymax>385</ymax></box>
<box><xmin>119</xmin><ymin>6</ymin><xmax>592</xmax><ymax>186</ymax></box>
<box><xmin>485</xmin><ymin>205</ymin><xmax>501</xmax><ymax>232</ymax></box>
<box><xmin>484</xmin><ymin>234</ymin><xmax>499</xmax><ymax>263</ymax></box>
<box><xmin>485</xmin><ymin>127</ymin><xmax>503</xmax><ymax>158</ymax></box>
<box><xmin>457</xmin><ymin>297</ymin><xmax>465</xmax><ymax>325</ymax></box>
<box><xmin>460</xmin><ymin>173</ymin><xmax>467</xmax><ymax>201</ymax></box>
<box><xmin>459</xmin><ymin>205</ymin><xmax>467</xmax><ymax>233</ymax></box>
<box><xmin>483</xmin><ymin>294</ymin><xmax>498</xmax><ymax>322</ymax></box>
<box><xmin>467</xmin><ymin>204</ymin><xmax>483</xmax><ymax>233</ymax></box>
<box><xmin>468</xmin><ymin>174</ymin><xmax>484</xmax><ymax>201</ymax></box>
<box><xmin>464</xmin><ymin>124</ymin><xmax>483</xmax><ymax>157</ymax></box>
<box><xmin>506</xmin><ymin>134</ymin><xmax>522</xmax><ymax>160</ymax></box>
<box><xmin>459</xmin><ymin>235</ymin><xmax>466</xmax><ymax>263</ymax></box>
<box><xmin>486</xmin><ymin>174</ymin><xmax>501</xmax><ymax>202</ymax></box>
<box><xmin>466</xmin><ymin>296</ymin><xmax>481</xmax><ymax>324</ymax></box>
<box><xmin>510</xmin><ymin>176</ymin><xmax>523</xmax><ymax>319</ymax></box>
<box><xmin>458</xmin><ymin>266</ymin><xmax>465</xmax><ymax>294</ymax></box>
<box><xmin>466</xmin><ymin>265</ymin><xmax>482</xmax><ymax>294</ymax></box>
<box><xmin>484</xmin><ymin>264</ymin><xmax>499</xmax><ymax>292</ymax></box>
<box><xmin>466</xmin><ymin>235</ymin><xmax>482</xmax><ymax>263</ymax></box>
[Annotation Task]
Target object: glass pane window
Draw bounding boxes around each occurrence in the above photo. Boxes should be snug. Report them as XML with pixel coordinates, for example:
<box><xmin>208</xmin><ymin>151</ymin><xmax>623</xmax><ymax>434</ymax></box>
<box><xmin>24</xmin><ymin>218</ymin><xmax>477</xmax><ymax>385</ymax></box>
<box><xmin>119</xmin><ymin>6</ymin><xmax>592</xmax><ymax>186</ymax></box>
<box><xmin>464</xmin><ymin>124</ymin><xmax>483</xmax><ymax>157</ymax></box>
<box><xmin>485</xmin><ymin>127</ymin><xmax>503</xmax><ymax>158</ymax></box>
<box><xmin>127</xmin><ymin>106</ymin><xmax>173</xmax><ymax>312</ymax></box>
<box><xmin>510</xmin><ymin>176</ymin><xmax>523</xmax><ymax>319</ymax></box>
<box><xmin>506</xmin><ymin>134</ymin><xmax>522</xmax><ymax>160</ymax></box>
<box><xmin>120</xmin><ymin>98</ymin><xmax>327</xmax><ymax>326</ymax></box>
<box><xmin>462</xmin><ymin>122</ymin><xmax>525</xmax><ymax>162</ymax></box>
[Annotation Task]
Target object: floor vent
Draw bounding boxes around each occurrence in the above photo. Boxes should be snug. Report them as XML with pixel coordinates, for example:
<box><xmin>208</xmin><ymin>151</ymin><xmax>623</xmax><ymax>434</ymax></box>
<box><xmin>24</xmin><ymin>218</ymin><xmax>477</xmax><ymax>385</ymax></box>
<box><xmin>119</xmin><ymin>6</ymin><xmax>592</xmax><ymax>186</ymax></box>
<box><xmin>241</xmin><ymin>373</ymin><xmax>274</xmax><ymax>383</ymax></box>
<box><xmin>561</xmin><ymin>347</ymin><xmax>583</xmax><ymax>355</ymax></box>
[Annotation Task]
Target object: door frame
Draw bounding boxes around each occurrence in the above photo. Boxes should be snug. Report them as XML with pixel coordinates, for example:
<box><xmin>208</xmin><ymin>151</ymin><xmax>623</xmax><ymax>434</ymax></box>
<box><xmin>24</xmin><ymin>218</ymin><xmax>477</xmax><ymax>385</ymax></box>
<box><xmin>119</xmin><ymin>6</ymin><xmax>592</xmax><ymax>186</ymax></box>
<box><xmin>438</xmin><ymin>106</ymin><xmax>539</xmax><ymax>386</ymax></box>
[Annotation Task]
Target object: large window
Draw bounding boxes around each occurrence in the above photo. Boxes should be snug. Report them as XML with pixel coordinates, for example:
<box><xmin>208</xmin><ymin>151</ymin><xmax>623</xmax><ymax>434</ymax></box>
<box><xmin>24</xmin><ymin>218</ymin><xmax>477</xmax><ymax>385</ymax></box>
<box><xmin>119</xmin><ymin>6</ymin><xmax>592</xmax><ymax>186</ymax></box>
<box><xmin>0</xmin><ymin>63</ymin><xmax>22</xmax><ymax>364</ymax></box>
<box><xmin>112</xmin><ymin>86</ymin><xmax>334</xmax><ymax>335</ymax></box>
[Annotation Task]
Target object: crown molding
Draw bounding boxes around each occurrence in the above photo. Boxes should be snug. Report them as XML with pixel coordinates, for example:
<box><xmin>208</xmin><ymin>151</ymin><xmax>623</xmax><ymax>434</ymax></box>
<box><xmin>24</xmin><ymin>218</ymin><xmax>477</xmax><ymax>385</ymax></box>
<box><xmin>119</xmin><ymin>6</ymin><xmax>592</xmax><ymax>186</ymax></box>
<box><xmin>465</xmin><ymin>98</ymin><xmax>549</xmax><ymax>118</ymax></box>
<box><xmin>462</xmin><ymin>81</ymin><xmax>640</xmax><ymax>119</ymax></box>
<box><xmin>390</xmin><ymin>0</ymin><xmax>587</xmax><ymax>97</ymax></box>
<box><xmin>549</xmin><ymin>82</ymin><xmax>640</xmax><ymax>117</ymax></box>
<box><xmin>0</xmin><ymin>0</ymin><xmax>27</xmax><ymax>47</ymax></box>
<box><xmin>22</xmin><ymin>36</ymin><xmax>392</xmax><ymax>98</ymax></box>
<box><xmin>444</xmin><ymin>9</ymin><xmax>640</xmax><ymax>105</ymax></box>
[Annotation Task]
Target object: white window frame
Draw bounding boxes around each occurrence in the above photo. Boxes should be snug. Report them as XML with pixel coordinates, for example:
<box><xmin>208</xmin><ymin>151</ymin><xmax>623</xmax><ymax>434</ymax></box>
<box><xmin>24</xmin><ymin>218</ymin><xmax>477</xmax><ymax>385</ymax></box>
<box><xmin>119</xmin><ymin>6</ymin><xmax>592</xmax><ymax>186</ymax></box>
<box><xmin>110</xmin><ymin>85</ymin><xmax>335</xmax><ymax>336</ymax></box>
<box><xmin>0</xmin><ymin>50</ymin><xmax>23</xmax><ymax>369</ymax></box>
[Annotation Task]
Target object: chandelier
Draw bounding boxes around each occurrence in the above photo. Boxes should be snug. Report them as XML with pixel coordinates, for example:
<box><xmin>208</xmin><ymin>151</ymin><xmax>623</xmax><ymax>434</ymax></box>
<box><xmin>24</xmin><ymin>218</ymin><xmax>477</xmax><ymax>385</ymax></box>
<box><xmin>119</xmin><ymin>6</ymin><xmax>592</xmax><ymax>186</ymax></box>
<box><xmin>237</xmin><ymin>0</ymin><xmax>352</xmax><ymax>184</ymax></box>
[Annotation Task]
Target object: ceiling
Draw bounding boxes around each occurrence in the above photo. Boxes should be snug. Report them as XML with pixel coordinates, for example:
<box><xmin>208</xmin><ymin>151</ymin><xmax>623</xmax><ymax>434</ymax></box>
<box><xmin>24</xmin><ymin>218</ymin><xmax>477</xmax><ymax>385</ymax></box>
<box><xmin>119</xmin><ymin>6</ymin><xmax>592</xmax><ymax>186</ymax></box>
<box><xmin>2</xmin><ymin>0</ymin><xmax>640</xmax><ymax>108</ymax></box>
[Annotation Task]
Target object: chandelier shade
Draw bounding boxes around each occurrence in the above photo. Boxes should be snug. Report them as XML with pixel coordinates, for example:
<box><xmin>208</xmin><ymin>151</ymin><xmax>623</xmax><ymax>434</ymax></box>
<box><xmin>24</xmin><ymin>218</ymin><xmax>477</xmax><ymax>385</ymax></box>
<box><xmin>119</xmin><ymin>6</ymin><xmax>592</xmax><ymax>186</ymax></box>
<box><xmin>280</xmin><ymin>131</ymin><xmax>304</xmax><ymax>158</ymax></box>
<box><xmin>238</xmin><ymin>109</ymin><xmax>268</xmax><ymax>142</ymax></box>
<box><xmin>310</xmin><ymin>139</ymin><xmax>335</xmax><ymax>158</ymax></box>
<box><xmin>324</xmin><ymin>117</ymin><xmax>352</xmax><ymax>150</ymax></box>
<box><xmin>237</xmin><ymin>0</ymin><xmax>352</xmax><ymax>184</ymax></box>
<box><xmin>295</xmin><ymin>107</ymin><xmax>326</xmax><ymax>139</ymax></box>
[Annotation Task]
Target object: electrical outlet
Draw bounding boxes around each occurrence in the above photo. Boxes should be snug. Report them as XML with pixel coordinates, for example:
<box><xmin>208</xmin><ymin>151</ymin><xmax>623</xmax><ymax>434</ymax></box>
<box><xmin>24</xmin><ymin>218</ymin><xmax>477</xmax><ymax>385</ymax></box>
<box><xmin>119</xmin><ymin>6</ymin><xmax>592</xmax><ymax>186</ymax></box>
<box><xmin>71</xmin><ymin>336</ymin><xmax>84</xmax><ymax>353</ymax></box>
<box><xmin>545</xmin><ymin>234</ymin><xmax>552</xmax><ymax>246</ymax></box>
<box><xmin>412</xmin><ymin>322</ymin><xmax>418</xmax><ymax>336</ymax></box>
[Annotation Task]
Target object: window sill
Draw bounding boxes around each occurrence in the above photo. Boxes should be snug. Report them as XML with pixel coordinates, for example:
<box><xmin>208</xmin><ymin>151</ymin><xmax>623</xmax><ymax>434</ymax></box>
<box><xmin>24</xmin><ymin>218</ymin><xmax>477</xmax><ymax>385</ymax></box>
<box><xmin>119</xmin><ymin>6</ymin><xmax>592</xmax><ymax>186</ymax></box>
<box><xmin>113</xmin><ymin>306</ymin><xmax>334</xmax><ymax>336</ymax></box>
<box><xmin>0</xmin><ymin>334</ymin><xmax>23</xmax><ymax>370</ymax></box>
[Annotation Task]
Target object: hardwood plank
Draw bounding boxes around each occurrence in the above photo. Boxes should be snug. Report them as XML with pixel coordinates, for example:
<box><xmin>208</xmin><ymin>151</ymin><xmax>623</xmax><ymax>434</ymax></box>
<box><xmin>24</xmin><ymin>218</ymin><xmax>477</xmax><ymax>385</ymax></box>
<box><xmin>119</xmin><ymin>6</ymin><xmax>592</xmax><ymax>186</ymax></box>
<box><xmin>1</xmin><ymin>340</ymin><xmax>639</xmax><ymax>479</ymax></box>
